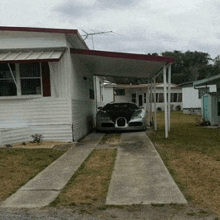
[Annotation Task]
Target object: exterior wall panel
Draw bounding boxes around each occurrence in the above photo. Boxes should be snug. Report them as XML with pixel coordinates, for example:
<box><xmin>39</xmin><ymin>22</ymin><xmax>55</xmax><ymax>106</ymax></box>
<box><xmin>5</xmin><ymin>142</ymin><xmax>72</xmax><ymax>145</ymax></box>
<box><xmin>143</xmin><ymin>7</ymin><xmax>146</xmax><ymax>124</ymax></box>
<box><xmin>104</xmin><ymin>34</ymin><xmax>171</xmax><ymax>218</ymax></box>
<box><xmin>0</xmin><ymin>98</ymin><xmax>72</xmax><ymax>144</ymax></box>
<box><xmin>72</xmin><ymin>99</ymin><xmax>96</xmax><ymax>141</ymax></box>
<box><xmin>0</xmin><ymin>31</ymin><xmax>68</xmax><ymax>49</ymax></box>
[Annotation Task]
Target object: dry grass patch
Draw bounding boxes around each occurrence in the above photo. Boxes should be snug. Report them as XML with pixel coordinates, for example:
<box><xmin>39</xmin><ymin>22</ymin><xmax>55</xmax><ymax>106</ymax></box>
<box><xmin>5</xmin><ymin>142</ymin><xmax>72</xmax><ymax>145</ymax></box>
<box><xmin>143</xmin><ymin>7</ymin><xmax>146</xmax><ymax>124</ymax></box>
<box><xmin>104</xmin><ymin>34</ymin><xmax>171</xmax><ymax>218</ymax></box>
<box><xmin>148</xmin><ymin>111</ymin><xmax>220</xmax><ymax>215</ymax></box>
<box><xmin>0</xmin><ymin>148</ymin><xmax>64</xmax><ymax>202</ymax></box>
<box><xmin>12</xmin><ymin>141</ymin><xmax>69</xmax><ymax>149</ymax></box>
<box><xmin>51</xmin><ymin>148</ymin><xmax>117</xmax><ymax>210</ymax></box>
<box><xmin>98</xmin><ymin>133</ymin><xmax>121</xmax><ymax>145</ymax></box>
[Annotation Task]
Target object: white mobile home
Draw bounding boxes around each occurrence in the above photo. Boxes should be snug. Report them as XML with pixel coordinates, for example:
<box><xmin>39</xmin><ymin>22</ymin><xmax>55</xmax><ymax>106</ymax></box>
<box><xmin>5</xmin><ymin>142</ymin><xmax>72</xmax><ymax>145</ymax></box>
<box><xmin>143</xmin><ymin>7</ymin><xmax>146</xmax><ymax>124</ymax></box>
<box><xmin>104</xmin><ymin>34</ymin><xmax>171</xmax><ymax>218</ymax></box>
<box><xmin>113</xmin><ymin>83</ymin><xmax>182</xmax><ymax>111</ymax></box>
<box><xmin>0</xmin><ymin>26</ymin><xmax>175</xmax><ymax>143</ymax></box>
<box><xmin>181</xmin><ymin>82</ymin><xmax>202</xmax><ymax>114</ymax></box>
<box><xmin>0</xmin><ymin>26</ymin><xmax>95</xmax><ymax>145</ymax></box>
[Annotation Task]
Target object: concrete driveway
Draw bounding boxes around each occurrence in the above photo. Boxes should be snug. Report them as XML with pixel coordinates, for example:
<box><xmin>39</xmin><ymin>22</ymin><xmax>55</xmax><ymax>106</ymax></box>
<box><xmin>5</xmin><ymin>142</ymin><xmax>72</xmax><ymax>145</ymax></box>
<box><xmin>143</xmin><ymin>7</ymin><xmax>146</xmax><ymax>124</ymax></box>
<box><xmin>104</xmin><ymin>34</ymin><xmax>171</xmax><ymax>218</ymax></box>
<box><xmin>105</xmin><ymin>131</ymin><xmax>187</xmax><ymax>205</ymax></box>
<box><xmin>0</xmin><ymin>131</ymin><xmax>186</xmax><ymax>208</ymax></box>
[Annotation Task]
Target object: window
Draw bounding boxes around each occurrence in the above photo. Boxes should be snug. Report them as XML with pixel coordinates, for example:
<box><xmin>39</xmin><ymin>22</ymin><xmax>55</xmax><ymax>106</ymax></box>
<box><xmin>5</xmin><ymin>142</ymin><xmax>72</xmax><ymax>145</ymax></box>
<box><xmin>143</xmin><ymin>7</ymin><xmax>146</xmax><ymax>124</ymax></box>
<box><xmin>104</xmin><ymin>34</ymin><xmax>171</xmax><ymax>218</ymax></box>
<box><xmin>171</xmin><ymin>93</ymin><xmax>178</xmax><ymax>102</ymax></box>
<box><xmin>158</xmin><ymin>93</ymin><xmax>164</xmax><ymax>103</ymax></box>
<box><xmin>178</xmin><ymin>93</ymin><xmax>182</xmax><ymax>102</ymax></box>
<box><xmin>115</xmin><ymin>89</ymin><xmax>125</xmax><ymax>96</ymax></box>
<box><xmin>0</xmin><ymin>62</ymin><xmax>50</xmax><ymax>98</ymax></box>
<box><xmin>90</xmin><ymin>89</ymin><xmax>94</xmax><ymax>99</ymax></box>
<box><xmin>198</xmin><ymin>88</ymin><xmax>209</xmax><ymax>99</ymax></box>
<box><xmin>0</xmin><ymin>64</ymin><xmax>17</xmax><ymax>96</ymax></box>
<box><xmin>20</xmin><ymin>63</ymin><xmax>41</xmax><ymax>95</ymax></box>
<box><xmin>131</xmin><ymin>93</ymin><xmax>136</xmax><ymax>103</ymax></box>
<box><xmin>144</xmin><ymin>93</ymin><xmax>146</xmax><ymax>103</ymax></box>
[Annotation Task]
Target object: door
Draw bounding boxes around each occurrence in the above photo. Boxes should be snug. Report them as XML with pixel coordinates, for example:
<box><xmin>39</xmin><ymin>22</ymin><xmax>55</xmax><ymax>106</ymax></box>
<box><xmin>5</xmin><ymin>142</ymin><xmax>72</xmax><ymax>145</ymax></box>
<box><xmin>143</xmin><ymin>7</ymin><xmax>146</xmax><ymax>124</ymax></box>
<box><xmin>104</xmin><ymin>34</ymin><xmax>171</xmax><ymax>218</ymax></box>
<box><xmin>139</xmin><ymin>95</ymin><xmax>143</xmax><ymax>106</ymax></box>
<box><xmin>203</xmin><ymin>96</ymin><xmax>209</xmax><ymax>121</ymax></box>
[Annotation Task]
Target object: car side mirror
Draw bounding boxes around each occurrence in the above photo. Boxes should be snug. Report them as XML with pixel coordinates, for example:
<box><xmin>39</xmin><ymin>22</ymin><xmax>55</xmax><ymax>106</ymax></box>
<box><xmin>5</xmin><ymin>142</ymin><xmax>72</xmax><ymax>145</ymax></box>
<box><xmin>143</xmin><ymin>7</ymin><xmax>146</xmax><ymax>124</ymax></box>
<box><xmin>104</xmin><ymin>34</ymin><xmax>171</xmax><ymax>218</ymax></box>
<box><xmin>98</xmin><ymin>106</ymin><xmax>103</xmax><ymax>110</ymax></box>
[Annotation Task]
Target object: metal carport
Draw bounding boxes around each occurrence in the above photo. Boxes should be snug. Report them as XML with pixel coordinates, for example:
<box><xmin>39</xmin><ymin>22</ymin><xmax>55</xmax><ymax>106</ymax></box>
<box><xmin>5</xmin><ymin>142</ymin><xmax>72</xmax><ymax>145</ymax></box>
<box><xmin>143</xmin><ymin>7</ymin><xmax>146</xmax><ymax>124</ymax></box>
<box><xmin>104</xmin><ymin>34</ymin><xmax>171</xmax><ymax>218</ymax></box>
<box><xmin>71</xmin><ymin>48</ymin><xmax>175</xmax><ymax>138</ymax></box>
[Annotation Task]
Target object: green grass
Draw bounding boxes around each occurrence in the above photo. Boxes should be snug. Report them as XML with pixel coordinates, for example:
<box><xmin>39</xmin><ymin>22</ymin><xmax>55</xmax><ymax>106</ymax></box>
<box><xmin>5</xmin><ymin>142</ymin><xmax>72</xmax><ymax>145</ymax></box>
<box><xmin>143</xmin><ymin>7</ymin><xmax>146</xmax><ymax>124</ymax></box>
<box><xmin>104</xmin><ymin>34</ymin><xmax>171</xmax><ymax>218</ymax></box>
<box><xmin>149</xmin><ymin>111</ymin><xmax>220</xmax><ymax>158</ymax></box>
<box><xmin>148</xmin><ymin>111</ymin><xmax>220</xmax><ymax>214</ymax></box>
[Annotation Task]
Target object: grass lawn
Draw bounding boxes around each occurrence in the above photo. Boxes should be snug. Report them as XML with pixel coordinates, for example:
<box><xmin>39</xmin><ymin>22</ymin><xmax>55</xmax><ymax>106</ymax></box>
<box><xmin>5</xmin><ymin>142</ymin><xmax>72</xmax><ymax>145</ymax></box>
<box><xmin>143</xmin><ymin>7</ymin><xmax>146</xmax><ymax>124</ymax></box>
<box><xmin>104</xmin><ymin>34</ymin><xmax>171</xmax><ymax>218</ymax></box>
<box><xmin>148</xmin><ymin>111</ymin><xmax>220</xmax><ymax>215</ymax></box>
<box><xmin>0</xmin><ymin>148</ymin><xmax>64</xmax><ymax>202</ymax></box>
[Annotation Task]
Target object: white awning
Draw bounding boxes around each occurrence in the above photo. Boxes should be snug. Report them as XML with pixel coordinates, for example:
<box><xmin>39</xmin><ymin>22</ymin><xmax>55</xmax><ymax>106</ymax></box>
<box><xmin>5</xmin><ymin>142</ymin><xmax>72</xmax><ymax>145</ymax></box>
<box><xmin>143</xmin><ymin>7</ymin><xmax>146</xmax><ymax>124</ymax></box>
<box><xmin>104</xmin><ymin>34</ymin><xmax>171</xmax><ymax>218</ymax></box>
<box><xmin>0</xmin><ymin>49</ymin><xmax>65</xmax><ymax>63</ymax></box>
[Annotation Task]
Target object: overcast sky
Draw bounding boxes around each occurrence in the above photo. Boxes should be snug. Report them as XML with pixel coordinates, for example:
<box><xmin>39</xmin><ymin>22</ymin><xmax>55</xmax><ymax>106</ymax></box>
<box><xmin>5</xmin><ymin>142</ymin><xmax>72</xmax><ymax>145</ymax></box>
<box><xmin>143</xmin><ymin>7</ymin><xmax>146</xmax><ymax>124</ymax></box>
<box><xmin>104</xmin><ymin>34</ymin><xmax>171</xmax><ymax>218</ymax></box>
<box><xmin>0</xmin><ymin>0</ymin><xmax>220</xmax><ymax>59</ymax></box>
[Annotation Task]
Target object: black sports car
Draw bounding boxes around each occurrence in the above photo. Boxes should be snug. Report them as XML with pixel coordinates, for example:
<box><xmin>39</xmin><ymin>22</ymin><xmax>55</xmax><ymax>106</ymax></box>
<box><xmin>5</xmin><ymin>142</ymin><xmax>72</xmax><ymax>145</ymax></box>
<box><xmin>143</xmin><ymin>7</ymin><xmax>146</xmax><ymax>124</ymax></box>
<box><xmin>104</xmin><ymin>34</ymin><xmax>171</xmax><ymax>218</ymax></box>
<box><xmin>96</xmin><ymin>102</ymin><xmax>147</xmax><ymax>131</ymax></box>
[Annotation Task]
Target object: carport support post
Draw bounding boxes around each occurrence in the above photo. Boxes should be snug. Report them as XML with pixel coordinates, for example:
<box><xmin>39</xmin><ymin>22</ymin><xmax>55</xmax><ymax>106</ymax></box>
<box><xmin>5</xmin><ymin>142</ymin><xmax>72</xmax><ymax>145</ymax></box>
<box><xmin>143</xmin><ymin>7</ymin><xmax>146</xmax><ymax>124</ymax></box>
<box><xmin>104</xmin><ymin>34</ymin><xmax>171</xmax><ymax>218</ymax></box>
<box><xmin>153</xmin><ymin>77</ymin><xmax>157</xmax><ymax>131</ymax></box>
<box><xmin>163</xmin><ymin>66</ymin><xmax>168</xmax><ymax>138</ymax></box>
<box><xmin>150</xmin><ymin>80</ymin><xmax>153</xmax><ymax>125</ymax></box>
<box><xmin>168</xmin><ymin>64</ymin><xmax>171</xmax><ymax>131</ymax></box>
<box><xmin>147</xmin><ymin>80</ymin><xmax>151</xmax><ymax>126</ymax></box>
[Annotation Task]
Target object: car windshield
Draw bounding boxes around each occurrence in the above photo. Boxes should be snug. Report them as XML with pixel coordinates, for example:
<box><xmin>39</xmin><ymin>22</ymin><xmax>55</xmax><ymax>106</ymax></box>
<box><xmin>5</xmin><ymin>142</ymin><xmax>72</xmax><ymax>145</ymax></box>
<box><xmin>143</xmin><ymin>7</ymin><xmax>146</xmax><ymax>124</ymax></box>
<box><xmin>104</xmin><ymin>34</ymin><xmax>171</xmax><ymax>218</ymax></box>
<box><xmin>102</xmin><ymin>103</ymin><xmax>139</xmax><ymax>111</ymax></box>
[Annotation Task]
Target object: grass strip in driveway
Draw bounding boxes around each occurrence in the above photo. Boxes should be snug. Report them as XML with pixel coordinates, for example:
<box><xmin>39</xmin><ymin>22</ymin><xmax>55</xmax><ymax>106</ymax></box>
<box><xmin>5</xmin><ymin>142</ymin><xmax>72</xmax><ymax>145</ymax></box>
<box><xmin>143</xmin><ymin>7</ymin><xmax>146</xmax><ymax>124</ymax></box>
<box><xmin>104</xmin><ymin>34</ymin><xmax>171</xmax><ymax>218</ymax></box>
<box><xmin>148</xmin><ymin>111</ymin><xmax>220</xmax><ymax>215</ymax></box>
<box><xmin>0</xmin><ymin>148</ymin><xmax>65</xmax><ymax>203</ymax></box>
<box><xmin>51</xmin><ymin>148</ymin><xmax>117</xmax><ymax>210</ymax></box>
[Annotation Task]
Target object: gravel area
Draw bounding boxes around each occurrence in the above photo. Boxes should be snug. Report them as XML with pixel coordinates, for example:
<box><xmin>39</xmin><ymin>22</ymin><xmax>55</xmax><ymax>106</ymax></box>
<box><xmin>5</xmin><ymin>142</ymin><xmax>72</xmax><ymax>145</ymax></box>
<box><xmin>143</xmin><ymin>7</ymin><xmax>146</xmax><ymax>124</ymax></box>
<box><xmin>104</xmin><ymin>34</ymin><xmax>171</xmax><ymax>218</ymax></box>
<box><xmin>0</xmin><ymin>204</ymin><xmax>219</xmax><ymax>220</ymax></box>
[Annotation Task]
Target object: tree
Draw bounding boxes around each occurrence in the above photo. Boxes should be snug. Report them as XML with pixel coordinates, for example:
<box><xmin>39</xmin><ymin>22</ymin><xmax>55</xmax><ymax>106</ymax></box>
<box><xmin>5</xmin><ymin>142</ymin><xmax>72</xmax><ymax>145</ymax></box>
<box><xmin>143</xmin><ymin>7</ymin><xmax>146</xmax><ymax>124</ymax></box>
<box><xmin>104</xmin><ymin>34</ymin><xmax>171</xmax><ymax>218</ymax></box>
<box><xmin>161</xmin><ymin>50</ymin><xmax>212</xmax><ymax>84</ymax></box>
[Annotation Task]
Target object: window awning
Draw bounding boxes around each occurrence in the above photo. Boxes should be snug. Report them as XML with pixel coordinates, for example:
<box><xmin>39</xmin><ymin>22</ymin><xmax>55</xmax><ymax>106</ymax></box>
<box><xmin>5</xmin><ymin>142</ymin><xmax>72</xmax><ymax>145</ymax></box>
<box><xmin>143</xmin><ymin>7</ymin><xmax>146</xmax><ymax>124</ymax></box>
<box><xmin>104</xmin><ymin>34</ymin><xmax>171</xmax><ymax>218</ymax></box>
<box><xmin>0</xmin><ymin>49</ymin><xmax>65</xmax><ymax>63</ymax></box>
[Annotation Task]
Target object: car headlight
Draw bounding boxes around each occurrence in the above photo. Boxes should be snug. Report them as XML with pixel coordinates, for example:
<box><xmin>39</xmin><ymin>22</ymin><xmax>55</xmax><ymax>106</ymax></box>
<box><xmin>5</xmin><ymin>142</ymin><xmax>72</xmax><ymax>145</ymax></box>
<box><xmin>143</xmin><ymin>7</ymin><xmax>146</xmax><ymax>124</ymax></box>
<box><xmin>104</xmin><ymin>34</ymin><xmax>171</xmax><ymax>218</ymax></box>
<box><xmin>131</xmin><ymin>110</ymin><xmax>145</xmax><ymax>119</ymax></box>
<box><xmin>97</xmin><ymin>111</ymin><xmax>111</xmax><ymax>120</ymax></box>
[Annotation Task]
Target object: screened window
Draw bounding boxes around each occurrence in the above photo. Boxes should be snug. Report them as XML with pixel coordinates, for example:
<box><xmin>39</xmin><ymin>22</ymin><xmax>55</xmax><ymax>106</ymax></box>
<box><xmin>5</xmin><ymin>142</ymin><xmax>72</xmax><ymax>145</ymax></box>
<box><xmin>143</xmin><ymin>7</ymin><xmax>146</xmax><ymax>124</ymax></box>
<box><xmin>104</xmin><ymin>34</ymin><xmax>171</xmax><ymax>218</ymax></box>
<box><xmin>0</xmin><ymin>64</ymin><xmax>17</xmax><ymax>96</ymax></box>
<box><xmin>131</xmin><ymin>93</ymin><xmax>136</xmax><ymax>103</ymax></box>
<box><xmin>0</xmin><ymin>62</ymin><xmax>50</xmax><ymax>98</ymax></box>
<box><xmin>115</xmin><ymin>89</ymin><xmax>125</xmax><ymax>96</ymax></box>
<box><xmin>198</xmin><ymin>88</ymin><xmax>209</xmax><ymax>99</ymax></box>
<box><xmin>178</xmin><ymin>93</ymin><xmax>182</xmax><ymax>102</ymax></box>
<box><xmin>171</xmin><ymin>93</ymin><xmax>178</xmax><ymax>102</ymax></box>
<box><xmin>158</xmin><ymin>93</ymin><xmax>164</xmax><ymax>103</ymax></box>
<box><xmin>90</xmin><ymin>89</ymin><xmax>94</xmax><ymax>99</ymax></box>
<box><xmin>144</xmin><ymin>93</ymin><xmax>146</xmax><ymax>103</ymax></box>
<box><xmin>20</xmin><ymin>63</ymin><xmax>41</xmax><ymax>95</ymax></box>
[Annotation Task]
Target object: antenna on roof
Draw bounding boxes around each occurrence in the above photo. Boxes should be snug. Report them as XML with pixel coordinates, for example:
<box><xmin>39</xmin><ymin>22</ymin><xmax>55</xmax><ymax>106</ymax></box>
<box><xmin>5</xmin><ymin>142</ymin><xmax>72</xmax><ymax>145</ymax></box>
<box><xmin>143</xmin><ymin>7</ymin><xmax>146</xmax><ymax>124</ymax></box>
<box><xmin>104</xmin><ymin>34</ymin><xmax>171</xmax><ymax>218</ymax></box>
<box><xmin>81</xmin><ymin>30</ymin><xmax>113</xmax><ymax>49</ymax></box>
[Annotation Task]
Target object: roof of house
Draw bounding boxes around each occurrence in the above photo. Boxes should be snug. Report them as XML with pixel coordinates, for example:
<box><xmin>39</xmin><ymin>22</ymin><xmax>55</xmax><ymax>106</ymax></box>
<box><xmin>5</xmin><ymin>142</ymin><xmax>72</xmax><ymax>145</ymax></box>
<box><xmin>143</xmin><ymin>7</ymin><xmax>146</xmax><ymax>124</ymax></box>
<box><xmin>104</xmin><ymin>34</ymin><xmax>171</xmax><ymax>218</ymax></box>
<box><xmin>193</xmin><ymin>74</ymin><xmax>220</xmax><ymax>87</ymax></box>
<box><xmin>0</xmin><ymin>26</ymin><xmax>175</xmax><ymax>82</ymax></box>
<box><xmin>0</xmin><ymin>26</ymin><xmax>88</xmax><ymax>49</ymax></box>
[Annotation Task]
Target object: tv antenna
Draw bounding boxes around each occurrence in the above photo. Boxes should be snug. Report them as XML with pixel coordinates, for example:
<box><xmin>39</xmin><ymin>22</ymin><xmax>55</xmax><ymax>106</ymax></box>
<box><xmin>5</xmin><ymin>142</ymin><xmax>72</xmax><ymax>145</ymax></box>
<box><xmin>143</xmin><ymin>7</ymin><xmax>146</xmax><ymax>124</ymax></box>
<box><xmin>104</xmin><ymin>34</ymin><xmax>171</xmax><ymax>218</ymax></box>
<box><xmin>81</xmin><ymin>30</ymin><xmax>113</xmax><ymax>49</ymax></box>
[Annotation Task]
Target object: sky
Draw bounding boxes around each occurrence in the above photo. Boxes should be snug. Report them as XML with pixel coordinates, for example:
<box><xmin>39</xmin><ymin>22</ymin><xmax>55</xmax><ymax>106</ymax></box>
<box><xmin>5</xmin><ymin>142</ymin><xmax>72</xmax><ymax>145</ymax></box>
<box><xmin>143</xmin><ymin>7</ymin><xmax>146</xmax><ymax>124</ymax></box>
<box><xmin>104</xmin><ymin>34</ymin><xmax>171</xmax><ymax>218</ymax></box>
<box><xmin>0</xmin><ymin>0</ymin><xmax>220</xmax><ymax>59</ymax></box>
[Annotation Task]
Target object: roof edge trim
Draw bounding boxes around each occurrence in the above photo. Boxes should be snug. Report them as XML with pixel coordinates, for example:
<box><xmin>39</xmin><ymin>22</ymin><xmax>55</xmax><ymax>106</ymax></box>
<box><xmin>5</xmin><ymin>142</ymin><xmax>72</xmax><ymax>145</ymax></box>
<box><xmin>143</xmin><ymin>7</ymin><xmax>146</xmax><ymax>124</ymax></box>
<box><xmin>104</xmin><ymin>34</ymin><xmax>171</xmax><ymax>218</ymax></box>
<box><xmin>0</xmin><ymin>26</ymin><xmax>78</xmax><ymax>35</ymax></box>
<box><xmin>70</xmin><ymin>48</ymin><xmax>175</xmax><ymax>63</ymax></box>
<box><xmin>193</xmin><ymin>74</ymin><xmax>220</xmax><ymax>86</ymax></box>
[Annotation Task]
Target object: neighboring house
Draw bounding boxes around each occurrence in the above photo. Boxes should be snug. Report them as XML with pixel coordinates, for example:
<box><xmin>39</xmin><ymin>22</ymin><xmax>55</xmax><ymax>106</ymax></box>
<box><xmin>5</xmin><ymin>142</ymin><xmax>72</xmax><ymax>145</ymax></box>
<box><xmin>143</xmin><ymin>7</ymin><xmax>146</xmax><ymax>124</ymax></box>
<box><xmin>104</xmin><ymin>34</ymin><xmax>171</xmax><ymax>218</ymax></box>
<box><xmin>181</xmin><ymin>82</ymin><xmax>202</xmax><ymax>115</ymax></box>
<box><xmin>0</xmin><ymin>26</ymin><xmax>95</xmax><ymax>145</ymax></box>
<box><xmin>95</xmin><ymin>76</ymin><xmax>114</xmax><ymax>107</ymax></box>
<box><xmin>113</xmin><ymin>83</ymin><xmax>182</xmax><ymax>111</ymax></box>
<box><xmin>194</xmin><ymin>75</ymin><xmax>219</xmax><ymax>126</ymax></box>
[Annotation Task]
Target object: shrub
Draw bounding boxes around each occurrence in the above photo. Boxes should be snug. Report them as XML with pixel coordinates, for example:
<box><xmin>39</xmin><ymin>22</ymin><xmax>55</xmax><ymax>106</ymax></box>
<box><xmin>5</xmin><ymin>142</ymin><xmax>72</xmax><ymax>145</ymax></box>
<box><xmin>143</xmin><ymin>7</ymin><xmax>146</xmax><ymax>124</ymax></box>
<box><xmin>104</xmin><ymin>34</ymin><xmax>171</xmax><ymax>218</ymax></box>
<box><xmin>30</xmin><ymin>134</ymin><xmax>43</xmax><ymax>144</ymax></box>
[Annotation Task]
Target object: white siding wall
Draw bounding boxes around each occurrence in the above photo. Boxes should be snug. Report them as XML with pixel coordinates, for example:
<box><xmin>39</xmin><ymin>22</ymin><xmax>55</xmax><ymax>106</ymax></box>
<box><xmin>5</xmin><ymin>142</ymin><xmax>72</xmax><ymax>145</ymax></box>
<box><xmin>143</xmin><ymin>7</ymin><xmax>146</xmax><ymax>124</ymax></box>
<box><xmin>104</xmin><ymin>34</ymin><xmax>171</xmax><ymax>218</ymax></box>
<box><xmin>70</xmin><ymin>55</ymin><xmax>96</xmax><ymax>141</ymax></box>
<box><xmin>0</xmin><ymin>31</ymin><xmax>68</xmax><ymax>49</ymax></box>
<box><xmin>0</xmin><ymin>98</ymin><xmax>72</xmax><ymax>144</ymax></box>
<box><xmin>72</xmin><ymin>100</ymin><xmax>95</xmax><ymax>141</ymax></box>
<box><xmin>49</xmin><ymin>50</ymin><xmax>71</xmax><ymax>98</ymax></box>
<box><xmin>0</xmin><ymin>127</ymin><xmax>30</xmax><ymax>145</ymax></box>
<box><xmin>182</xmin><ymin>87</ymin><xmax>201</xmax><ymax>109</ymax></box>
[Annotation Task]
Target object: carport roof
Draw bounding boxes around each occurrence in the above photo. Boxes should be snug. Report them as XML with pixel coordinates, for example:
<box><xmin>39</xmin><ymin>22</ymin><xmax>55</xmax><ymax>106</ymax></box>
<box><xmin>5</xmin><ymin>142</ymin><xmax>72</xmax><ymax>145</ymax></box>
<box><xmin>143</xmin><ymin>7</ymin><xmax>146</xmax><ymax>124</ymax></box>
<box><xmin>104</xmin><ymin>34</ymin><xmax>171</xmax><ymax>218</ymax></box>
<box><xmin>71</xmin><ymin>49</ymin><xmax>175</xmax><ymax>80</ymax></box>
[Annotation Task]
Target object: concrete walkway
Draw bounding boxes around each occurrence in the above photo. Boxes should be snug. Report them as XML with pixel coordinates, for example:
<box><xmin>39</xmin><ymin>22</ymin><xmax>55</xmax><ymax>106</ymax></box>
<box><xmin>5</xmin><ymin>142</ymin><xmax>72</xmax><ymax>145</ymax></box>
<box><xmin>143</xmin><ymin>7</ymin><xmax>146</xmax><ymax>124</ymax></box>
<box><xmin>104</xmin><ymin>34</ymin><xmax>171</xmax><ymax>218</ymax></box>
<box><xmin>0</xmin><ymin>133</ymin><xmax>104</xmax><ymax>208</ymax></box>
<box><xmin>106</xmin><ymin>132</ymin><xmax>187</xmax><ymax>205</ymax></box>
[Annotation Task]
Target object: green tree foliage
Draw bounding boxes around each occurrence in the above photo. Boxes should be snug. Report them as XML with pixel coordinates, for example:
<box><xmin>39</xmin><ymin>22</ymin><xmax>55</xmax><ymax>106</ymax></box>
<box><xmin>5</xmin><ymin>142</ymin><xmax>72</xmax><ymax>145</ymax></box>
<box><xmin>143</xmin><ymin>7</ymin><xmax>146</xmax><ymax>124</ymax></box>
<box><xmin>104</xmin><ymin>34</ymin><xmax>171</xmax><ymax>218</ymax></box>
<box><xmin>160</xmin><ymin>50</ymin><xmax>220</xmax><ymax>84</ymax></box>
